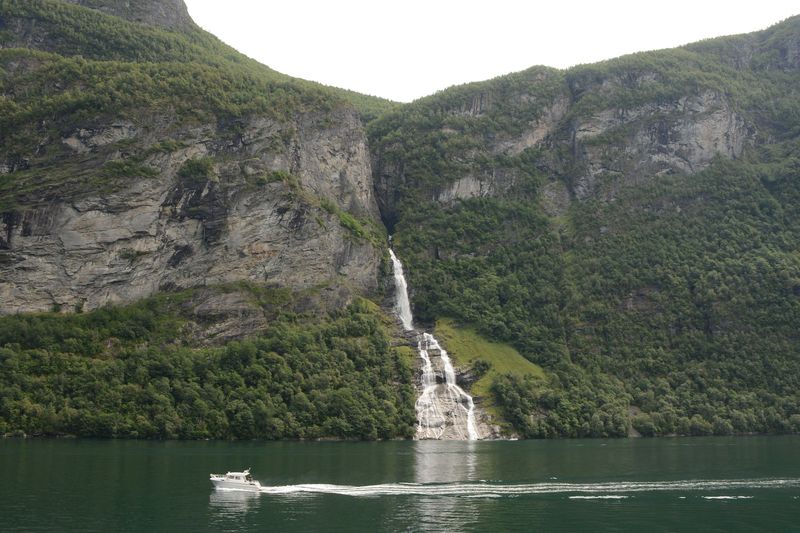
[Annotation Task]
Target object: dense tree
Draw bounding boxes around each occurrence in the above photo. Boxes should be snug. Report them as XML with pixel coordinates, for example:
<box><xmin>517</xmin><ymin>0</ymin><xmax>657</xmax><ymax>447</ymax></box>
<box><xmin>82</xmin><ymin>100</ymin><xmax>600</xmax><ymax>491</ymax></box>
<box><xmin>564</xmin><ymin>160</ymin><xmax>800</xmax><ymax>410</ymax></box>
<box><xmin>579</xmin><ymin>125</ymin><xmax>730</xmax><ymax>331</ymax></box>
<box><xmin>0</xmin><ymin>295</ymin><xmax>416</xmax><ymax>439</ymax></box>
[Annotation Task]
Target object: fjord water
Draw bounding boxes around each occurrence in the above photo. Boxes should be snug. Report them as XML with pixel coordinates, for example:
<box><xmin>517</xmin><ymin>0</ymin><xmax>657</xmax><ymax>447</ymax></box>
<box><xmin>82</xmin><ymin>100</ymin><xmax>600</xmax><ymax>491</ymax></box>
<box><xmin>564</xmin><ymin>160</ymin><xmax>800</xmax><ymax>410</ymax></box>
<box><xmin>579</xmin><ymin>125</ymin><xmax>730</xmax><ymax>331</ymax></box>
<box><xmin>2</xmin><ymin>437</ymin><xmax>799</xmax><ymax>532</ymax></box>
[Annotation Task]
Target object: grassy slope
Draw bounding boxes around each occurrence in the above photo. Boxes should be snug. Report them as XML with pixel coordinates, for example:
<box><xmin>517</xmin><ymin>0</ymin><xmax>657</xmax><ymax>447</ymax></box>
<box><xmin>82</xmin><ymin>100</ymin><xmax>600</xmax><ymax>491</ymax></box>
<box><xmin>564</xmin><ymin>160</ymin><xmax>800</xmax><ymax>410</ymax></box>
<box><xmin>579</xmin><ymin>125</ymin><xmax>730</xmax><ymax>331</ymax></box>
<box><xmin>434</xmin><ymin>318</ymin><xmax>544</xmax><ymax>409</ymax></box>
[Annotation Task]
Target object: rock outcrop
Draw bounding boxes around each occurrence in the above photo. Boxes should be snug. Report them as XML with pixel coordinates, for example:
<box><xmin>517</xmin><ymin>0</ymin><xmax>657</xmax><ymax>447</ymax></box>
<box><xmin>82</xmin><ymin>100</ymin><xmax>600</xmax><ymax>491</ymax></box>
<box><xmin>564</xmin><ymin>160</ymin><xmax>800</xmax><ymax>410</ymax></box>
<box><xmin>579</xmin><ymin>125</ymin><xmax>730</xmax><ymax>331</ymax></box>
<box><xmin>567</xmin><ymin>89</ymin><xmax>752</xmax><ymax>199</ymax></box>
<box><xmin>414</xmin><ymin>338</ymin><xmax>494</xmax><ymax>440</ymax></box>
<box><xmin>0</xmin><ymin>0</ymin><xmax>384</xmax><ymax>318</ymax></box>
<box><xmin>371</xmin><ymin>77</ymin><xmax>759</xmax><ymax>218</ymax></box>
<box><xmin>61</xmin><ymin>0</ymin><xmax>194</xmax><ymax>31</ymax></box>
<box><xmin>0</xmin><ymin>107</ymin><xmax>382</xmax><ymax>315</ymax></box>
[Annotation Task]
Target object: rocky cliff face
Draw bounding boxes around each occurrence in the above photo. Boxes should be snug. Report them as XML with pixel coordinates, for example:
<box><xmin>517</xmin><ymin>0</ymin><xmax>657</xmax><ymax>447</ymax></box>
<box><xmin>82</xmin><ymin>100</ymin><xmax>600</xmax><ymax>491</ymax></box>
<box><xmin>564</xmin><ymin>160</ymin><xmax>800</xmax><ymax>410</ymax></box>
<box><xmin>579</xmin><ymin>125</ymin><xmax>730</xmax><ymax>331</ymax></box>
<box><xmin>371</xmin><ymin>19</ymin><xmax>800</xmax><ymax>221</ymax></box>
<box><xmin>0</xmin><ymin>104</ymin><xmax>382</xmax><ymax>315</ymax></box>
<box><xmin>565</xmin><ymin>88</ymin><xmax>752</xmax><ymax>200</ymax></box>
<box><xmin>0</xmin><ymin>0</ymin><xmax>385</xmax><ymax>317</ymax></box>
<box><xmin>61</xmin><ymin>0</ymin><xmax>193</xmax><ymax>31</ymax></box>
<box><xmin>371</xmin><ymin>76</ymin><xmax>758</xmax><ymax>221</ymax></box>
<box><xmin>371</xmin><ymin>17</ymin><xmax>800</xmax><ymax>221</ymax></box>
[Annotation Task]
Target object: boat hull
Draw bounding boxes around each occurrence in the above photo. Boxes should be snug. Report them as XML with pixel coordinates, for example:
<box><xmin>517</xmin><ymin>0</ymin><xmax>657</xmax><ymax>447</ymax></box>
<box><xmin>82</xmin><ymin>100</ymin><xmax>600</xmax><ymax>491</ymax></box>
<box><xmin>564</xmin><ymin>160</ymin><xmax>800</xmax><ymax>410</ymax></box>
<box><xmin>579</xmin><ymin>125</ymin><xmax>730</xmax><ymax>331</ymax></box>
<box><xmin>210</xmin><ymin>478</ymin><xmax>262</xmax><ymax>492</ymax></box>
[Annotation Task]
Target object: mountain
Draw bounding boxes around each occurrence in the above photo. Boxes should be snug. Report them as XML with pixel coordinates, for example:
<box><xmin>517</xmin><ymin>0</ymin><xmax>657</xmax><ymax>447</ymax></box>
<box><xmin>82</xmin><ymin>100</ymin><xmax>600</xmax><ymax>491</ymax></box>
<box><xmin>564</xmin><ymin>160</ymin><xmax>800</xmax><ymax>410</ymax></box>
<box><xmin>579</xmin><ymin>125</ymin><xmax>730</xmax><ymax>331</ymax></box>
<box><xmin>0</xmin><ymin>0</ymin><xmax>386</xmax><ymax>316</ymax></box>
<box><xmin>0</xmin><ymin>0</ymin><xmax>413</xmax><ymax>440</ymax></box>
<box><xmin>370</xmin><ymin>16</ymin><xmax>800</xmax><ymax>437</ymax></box>
<box><xmin>60</xmin><ymin>0</ymin><xmax>194</xmax><ymax>30</ymax></box>
<box><xmin>0</xmin><ymin>0</ymin><xmax>798</xmax><ymax>439</ymax></box>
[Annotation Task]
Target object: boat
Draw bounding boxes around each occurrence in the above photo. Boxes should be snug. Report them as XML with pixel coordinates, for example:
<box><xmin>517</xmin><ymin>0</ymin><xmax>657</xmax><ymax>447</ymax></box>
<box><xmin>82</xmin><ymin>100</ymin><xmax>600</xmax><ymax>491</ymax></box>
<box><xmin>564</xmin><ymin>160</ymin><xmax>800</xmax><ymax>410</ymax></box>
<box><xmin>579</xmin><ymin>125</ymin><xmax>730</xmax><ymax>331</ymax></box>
<box><xmin>209</xmin><ymin>468</ymin><xmax>262</xmax><ymax>491</ymax></box>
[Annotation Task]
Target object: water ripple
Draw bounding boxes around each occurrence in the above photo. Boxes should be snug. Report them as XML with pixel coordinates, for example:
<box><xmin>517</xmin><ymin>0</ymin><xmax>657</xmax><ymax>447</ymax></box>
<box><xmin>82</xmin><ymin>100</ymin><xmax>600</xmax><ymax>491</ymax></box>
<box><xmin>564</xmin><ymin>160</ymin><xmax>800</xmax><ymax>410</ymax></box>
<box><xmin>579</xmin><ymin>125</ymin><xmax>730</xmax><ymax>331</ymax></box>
<box><xmin>257</xmin><ymin>478</ymin><xmax>800</xmax><ymax>498</ymax></box>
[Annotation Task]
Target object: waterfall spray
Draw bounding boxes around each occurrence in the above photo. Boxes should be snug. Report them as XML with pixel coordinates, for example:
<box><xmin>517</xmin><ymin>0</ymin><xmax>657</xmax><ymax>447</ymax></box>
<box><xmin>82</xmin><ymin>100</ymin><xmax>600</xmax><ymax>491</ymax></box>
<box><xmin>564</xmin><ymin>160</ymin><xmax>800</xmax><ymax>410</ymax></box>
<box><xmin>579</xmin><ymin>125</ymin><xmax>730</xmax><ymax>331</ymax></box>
<box><xmin>389</xmin><ymin>248</ymin><xmax>479</xmax><ymax>440</ymax></box>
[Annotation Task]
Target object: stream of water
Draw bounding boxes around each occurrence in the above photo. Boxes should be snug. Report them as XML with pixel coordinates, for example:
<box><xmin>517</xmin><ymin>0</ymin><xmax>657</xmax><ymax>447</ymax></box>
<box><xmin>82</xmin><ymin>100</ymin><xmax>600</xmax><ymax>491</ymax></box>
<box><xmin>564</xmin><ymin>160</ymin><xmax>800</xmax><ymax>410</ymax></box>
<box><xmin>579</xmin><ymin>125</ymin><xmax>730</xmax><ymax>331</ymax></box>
<box><xmin>389</xmin><ymin>248</ymin><xmax>479</xmax><ymax>440</ymax></box>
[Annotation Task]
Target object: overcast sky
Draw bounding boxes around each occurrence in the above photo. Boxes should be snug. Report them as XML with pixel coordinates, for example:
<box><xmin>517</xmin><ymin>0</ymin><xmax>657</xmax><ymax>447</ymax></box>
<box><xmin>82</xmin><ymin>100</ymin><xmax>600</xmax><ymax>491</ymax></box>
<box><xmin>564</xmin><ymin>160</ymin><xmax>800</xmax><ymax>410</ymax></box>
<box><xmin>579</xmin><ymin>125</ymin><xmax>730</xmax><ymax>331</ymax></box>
<box><xmin>183</xmin><ymin>0</ymin><xmax>798</xmax><ymax>103</ymax></box>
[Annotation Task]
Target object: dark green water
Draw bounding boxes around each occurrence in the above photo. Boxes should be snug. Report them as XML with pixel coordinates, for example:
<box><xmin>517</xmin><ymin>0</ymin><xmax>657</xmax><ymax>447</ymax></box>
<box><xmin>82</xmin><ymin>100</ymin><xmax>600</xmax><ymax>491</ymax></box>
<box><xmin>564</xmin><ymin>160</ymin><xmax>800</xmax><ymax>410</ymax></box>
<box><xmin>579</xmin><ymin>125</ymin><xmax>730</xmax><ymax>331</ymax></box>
<box><xmin>1</xmin><ymin>437</ymin><xmax>799</xmax><ymax>532</ymax></box>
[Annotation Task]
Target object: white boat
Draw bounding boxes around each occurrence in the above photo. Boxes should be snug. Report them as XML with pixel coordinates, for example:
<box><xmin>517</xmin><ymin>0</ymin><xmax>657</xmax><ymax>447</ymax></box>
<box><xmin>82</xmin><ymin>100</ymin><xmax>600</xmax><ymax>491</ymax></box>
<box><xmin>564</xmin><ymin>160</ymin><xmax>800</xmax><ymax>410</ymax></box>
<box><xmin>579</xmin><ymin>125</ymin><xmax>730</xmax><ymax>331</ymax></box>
<box><xmin>210</xmin><ymin>468</ymin><xmax>262</xmax><ymax>492</ymax></box>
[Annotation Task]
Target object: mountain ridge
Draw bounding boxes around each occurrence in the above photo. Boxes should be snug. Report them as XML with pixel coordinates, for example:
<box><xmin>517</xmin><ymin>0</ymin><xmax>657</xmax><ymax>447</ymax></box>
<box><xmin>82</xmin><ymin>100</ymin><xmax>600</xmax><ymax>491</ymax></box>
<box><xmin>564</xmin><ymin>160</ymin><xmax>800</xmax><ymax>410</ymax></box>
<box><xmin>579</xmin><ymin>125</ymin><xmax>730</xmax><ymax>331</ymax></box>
<box><xmin>0</xmin><ymin>0</ymin><xmax>798</xmax><ymax>439</ymax></box>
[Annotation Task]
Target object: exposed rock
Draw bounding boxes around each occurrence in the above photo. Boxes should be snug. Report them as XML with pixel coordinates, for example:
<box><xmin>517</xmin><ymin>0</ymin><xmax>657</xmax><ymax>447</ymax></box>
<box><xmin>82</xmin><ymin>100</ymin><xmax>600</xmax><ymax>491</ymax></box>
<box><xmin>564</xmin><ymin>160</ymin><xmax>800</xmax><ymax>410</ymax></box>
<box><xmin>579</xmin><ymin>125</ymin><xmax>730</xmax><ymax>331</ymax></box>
<box><xmin>0</xmin><ymin>108</ymin><xmax>382</xmax><ymax>316</ymax></box>
<box><xmin>540</xmin><ymin>179</ymin><xmax>571</xmax><ymax>217</ymax></box>
<box><xmin>571</xmin><ymin>90</ymin><xmax>752</xmax><ymax>199</ymax></box>
<box><xmin>475</xmin><ymin>415</ymin><xmax>508</xmax><ymax>440</ymax></box>
<box><xmin>180</xmin><ymin>289</ymin><xmax>269</xmax><ymax>344</ymax></box>
<box><xmin>0</xmin><ymin>156</ymin><xmax>30</xmax><ymax>175</ymax></box>
<box><xmin>437</xmin><ymin>176</ymin><xmax>492</xmax><ymax>204</ymax></box>
<box><xmin>412</xmin><ymin>338</ymin><xmax>494</xmax><ymax>440</ymax></box>
<box><xmin>61</xmin><ymin>0</ymin><xmax>195</xmax><ymax>31</ymax></box>
<box><xmin>436</xmin><ymin>164</ymin><xmax>531</xmax><ymax>205</ymax></box>
<box><xmin>498</xmin><ymin>95</ymin><xmax>570</xmax><ymax>156</ymax></box>
<box><xmin>453</xmin><ymin>92</ymin><xmax>492</xmax><ymax>116</ymax></box>
<box><xmin>61</xmin><ymin>122</ymin><xmax>138</xmax><ymax>154</ymax></box>
<box><xmin>293</xmin><ymin>112</ymin><xmax>380</xmax><ymax>219</ymax></box>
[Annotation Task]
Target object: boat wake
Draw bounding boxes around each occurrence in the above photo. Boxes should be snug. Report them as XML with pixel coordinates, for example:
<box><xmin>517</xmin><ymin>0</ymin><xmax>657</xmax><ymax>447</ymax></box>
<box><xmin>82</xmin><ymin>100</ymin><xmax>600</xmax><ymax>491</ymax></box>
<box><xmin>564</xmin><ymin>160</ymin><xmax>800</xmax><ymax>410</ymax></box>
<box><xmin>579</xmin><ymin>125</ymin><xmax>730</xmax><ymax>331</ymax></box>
<box><xmin>258</xmin><ymin>478</ymin><xmax>800</xmax><ymax>498</ymax></box>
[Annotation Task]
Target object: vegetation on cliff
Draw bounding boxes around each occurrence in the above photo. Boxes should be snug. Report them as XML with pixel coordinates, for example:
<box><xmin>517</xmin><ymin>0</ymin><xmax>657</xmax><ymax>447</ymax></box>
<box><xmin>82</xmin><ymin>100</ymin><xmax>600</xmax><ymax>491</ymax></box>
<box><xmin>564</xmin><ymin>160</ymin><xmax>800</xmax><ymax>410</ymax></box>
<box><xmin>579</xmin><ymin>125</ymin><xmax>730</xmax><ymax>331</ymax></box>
<box><xmin>0</xmin><ymin>0</ymin><xmax>397</xmax><ymax>117</ymax></box>
<box><xmin>377</xmin><ymin>17</ymin><xmax>800</xmax><ymax>437</ymax></box>
<box><xmin>0</xmin><ymin>0</ymin><xmax>394</xmax><ymax>211</ymax></box>
<box><xmin>0</xmin><ymin>290</ymin><xmax>416</xmax><ymax>439</ymax></box>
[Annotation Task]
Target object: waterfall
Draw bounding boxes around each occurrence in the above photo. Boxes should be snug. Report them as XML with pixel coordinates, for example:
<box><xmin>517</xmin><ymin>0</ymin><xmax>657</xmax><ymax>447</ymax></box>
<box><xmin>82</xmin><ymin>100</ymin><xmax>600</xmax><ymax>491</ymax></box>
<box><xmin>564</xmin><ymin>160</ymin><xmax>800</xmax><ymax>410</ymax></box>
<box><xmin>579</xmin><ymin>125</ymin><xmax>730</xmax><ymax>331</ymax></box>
<box><xmin>389</xmin><ymin>249</ymin><xmax>414</xmax><ymax>332</ymax></box>
<box><xmin>389</xmin><ymin>248</ymin><xmax>479</xmax><ymax>440</ymax></box>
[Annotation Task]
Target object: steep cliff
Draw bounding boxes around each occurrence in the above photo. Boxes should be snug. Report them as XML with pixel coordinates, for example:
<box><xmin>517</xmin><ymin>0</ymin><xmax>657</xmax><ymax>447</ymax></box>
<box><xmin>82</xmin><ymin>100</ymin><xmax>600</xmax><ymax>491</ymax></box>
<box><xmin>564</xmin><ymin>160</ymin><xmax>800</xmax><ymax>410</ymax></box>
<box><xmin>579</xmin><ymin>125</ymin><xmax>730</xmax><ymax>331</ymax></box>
<box><xmin>371</xmin><ymin>46</ymin><xmax>782</xmax><ymax>219</ymax></box>
<box><xmin>0</xmin><ymin>107</ymin><xmax>381</xmax><ymax>314</ymax></box>
<box><xmin>0</xmin><ymin>0</ymin><xmax>384</xmax><ymax>316</ymax></box>
<box><xmin>61</xmin><ymin>0</ymin><xmax>194</xmax><ymax>30</ymax></box>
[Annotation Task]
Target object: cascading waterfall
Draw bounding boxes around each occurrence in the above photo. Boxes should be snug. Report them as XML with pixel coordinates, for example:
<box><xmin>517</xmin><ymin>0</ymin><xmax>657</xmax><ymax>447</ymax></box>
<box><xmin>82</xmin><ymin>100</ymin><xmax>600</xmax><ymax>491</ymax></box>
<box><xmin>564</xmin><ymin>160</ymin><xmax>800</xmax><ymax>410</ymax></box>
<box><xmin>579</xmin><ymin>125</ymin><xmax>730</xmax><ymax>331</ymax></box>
<box><xmin>390</xmin><ymin>248</ymin><xmax>414</xmax><ymax>332</ymax></box>
<box><xmin>389</xmin><ymin>248</ymin><xmax>479</xmax><ymax>440</ymax></box>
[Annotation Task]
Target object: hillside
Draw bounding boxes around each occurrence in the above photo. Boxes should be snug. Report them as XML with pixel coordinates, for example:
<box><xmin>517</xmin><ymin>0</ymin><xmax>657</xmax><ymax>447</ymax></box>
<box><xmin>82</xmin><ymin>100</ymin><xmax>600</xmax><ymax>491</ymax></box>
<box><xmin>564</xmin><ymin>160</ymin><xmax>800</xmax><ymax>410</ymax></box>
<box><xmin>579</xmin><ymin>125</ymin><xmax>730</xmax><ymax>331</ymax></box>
<box><xmin>0</xmin><ymin>0</ymin><xmax>414</xmax><ymax>439</ymax></box>
<box><xmin>1</xmin><ymin>1</ymin><xmax>799</xmax><ymax>439</ymax></box>
<box><xmin>371</xmin><ymin>16</ymin><xmax>800</xmax><ymax>437</ymax></box>
<box><xmin>0</xmin><ymin>0</ymin><xmax>392</xmax><ymax>315</ymax></box>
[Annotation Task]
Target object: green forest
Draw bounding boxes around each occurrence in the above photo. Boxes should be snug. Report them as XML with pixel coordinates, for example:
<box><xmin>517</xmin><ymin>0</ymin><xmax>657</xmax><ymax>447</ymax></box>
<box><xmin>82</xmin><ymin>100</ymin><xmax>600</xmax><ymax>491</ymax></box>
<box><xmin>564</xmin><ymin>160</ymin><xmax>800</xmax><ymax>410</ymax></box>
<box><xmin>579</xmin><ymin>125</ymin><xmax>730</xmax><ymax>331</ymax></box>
<box><xmin>1</xmin><ymin>1</ymin><xmax>799</xmax><ymax>440</ymax></box>
<box><xmin>0</xmin><ymin>292</ymin><xmax>416</xmax><ymax>439</ymax></box>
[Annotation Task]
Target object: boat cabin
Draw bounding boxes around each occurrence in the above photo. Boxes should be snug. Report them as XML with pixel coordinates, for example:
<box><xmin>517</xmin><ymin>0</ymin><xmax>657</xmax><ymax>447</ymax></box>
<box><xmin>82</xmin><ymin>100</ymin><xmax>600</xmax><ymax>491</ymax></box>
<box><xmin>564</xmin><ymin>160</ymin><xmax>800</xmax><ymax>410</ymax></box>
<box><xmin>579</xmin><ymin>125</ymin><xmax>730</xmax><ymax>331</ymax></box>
<box><xmin>223</xmin><ymin>470</ymin><xmax>253</xmax><ymax>482</ymax></box>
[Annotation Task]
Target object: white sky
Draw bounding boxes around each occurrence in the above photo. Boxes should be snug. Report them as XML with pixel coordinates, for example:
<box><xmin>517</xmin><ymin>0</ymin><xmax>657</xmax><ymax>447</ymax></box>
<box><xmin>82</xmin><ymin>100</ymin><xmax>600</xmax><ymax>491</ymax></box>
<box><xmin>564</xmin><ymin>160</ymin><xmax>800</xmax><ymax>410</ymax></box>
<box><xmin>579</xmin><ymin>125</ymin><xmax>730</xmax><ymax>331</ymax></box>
<box><xmin>183</xmin><ymin>0</ymin><xmax>798</xmax><ymax>103</ymax></box>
